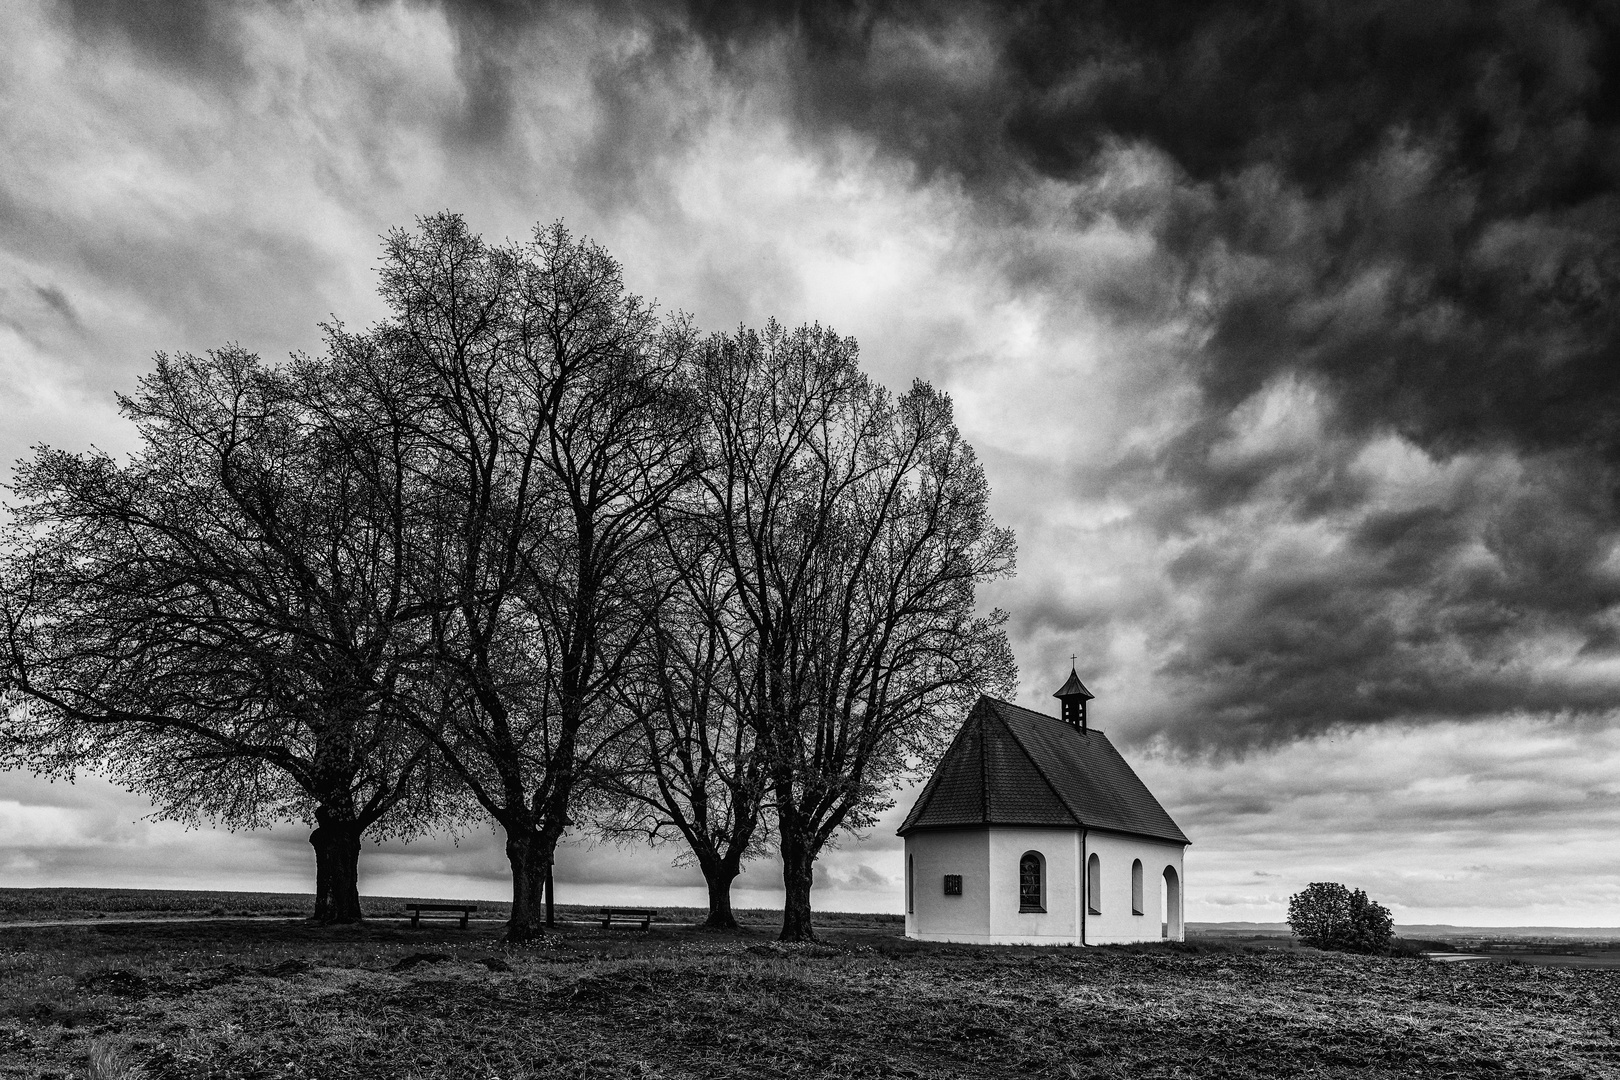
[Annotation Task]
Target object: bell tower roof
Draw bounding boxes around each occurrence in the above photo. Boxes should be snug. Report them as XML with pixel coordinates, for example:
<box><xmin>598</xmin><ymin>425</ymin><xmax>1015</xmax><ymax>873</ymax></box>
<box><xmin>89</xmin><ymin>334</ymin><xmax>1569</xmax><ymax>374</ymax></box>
<box><xmin>1054</xmin><ymin>660</ymin><xmax>1094</xmax><ymax>730</ymax></box>
<box><xmin>1053</xmin><ymin>667</ymin><xmax>1094</xmax><ymax>702</ymax></box>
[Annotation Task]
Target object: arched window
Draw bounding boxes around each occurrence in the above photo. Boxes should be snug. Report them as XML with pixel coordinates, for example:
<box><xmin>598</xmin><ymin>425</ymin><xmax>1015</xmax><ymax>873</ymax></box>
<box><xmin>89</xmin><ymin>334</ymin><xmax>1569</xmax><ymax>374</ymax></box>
<box><xmin>1019</xmin><ymin>851</ymin><xmax>1045</xmax><ymax>912</ymax></box>
<box><xmin>907</xmin><ymin>855</ymin><xmax>914</xmax><ymax>914</ymax></box>
<box><xmin>1087</xmin><ymin>853</ymin><xmax>1102</xmax><ymax>914</ymax></box>
<box><xmin>1131</xmin><ymin>859</ymin><xmax>1144</xmax><ymax>915</ymax></box>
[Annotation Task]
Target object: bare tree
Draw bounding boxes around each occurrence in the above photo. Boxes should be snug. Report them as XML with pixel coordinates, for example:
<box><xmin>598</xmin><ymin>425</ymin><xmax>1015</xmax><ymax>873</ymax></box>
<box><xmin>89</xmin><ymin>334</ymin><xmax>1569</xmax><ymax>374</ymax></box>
<box><xmin>369</xmin><ymin>213</ymin><xmax>697</xmax><ymax>941</ymax></box>
<box><xmin>591</xmin><ymin>513</ymin><xmax>770</xmax><ymax>929</ymax></box>
<box><xmin>0</xmin><ymin>347</ymin><xmax>455</xmax><ymax>922</ymax></box>
<box><xmin>697</xmin><ymin>322</ymin><xmax>1017</xmax><ymax>941</ymax></box>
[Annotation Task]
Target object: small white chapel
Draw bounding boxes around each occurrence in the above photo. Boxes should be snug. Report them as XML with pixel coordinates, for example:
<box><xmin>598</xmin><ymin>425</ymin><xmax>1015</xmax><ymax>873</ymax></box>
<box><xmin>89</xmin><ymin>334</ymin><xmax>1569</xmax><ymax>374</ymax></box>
<box><xmin>899</xmin><ymin>667</ymin><xmax>1189</xmax><ymax>945</ymax></box>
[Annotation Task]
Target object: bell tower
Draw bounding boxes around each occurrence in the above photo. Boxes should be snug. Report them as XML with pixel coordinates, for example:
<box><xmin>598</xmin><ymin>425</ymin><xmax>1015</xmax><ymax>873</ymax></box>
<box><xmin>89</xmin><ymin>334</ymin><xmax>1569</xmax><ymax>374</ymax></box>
<box><xmin>1053</xmin><ymin>660</ymin><xmax>1094</xmax><ymax>731</ymax></box>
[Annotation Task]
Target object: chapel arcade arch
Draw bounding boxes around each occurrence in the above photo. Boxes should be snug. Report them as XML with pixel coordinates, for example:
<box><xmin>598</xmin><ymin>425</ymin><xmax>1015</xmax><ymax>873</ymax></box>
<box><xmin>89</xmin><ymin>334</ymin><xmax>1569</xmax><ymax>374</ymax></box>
<box><xmin>1162</xmin><ymin>865</ymin><xmax>1182</xmax><ymax>940</ymax></box>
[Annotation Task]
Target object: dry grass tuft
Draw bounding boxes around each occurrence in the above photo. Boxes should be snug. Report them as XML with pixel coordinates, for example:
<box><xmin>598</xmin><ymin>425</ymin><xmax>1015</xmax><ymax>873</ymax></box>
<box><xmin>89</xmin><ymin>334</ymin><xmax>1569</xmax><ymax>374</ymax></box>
<box><xmin>85</xmin><ymin>1038</ymin><xmax>143</xmax><ymax>1080</ymax></box>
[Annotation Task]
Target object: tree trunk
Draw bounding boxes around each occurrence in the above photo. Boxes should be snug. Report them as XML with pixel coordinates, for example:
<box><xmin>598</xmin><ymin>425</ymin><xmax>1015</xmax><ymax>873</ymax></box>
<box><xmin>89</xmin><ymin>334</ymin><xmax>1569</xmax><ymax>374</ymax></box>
<box><xmin>505</xmin><ymin>827</ymin><xmax>550</xmax><ymax>942</ymax></box>
<box><xmin>309</xmin><ymin>825</ymin><xmax>332</xmax><ymax>923</ymax></box>
<box><xmin>700</xmin><ymin>859</ymin><xmax>741</xmax><ymax>930</ymax></box>
<box><xmin>545</xmin><ymin>861</ymin><xmax>555</xmax><ymax>926</ymax></box>
<box><xmin>779</xmin><ymin>832</ymin><xmax>817</xmax><ymax>942</ymax></box>
<box><xmin>309</xmin><ymin>812</ymin><xmax>365</xmax><ymax>924</ymax></box>
<box><xmin>327</xmin><ymin>822</ymin><xmax>363</xmax><ymax>923</ymax></box>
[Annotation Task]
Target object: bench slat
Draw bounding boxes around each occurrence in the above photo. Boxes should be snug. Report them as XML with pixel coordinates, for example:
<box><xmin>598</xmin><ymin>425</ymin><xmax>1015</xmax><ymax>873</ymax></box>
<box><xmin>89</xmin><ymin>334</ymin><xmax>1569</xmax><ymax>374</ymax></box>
<box><xmin>404</xmin><ymin>903</ymin><xmax>478</xmax><ymax>929</ymax></box>
<box><xmin>598</xmin><ymin>907</ymin><xmax>656</xmax><ymax>930</ymax></box>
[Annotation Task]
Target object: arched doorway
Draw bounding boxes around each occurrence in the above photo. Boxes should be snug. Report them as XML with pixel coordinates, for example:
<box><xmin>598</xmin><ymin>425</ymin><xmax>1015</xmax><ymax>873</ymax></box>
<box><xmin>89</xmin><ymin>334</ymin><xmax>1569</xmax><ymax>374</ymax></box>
<box><xmin>1161</xmin><ymin>865</ymin><xmax>1182</xmax><ymax>940</ymax></box>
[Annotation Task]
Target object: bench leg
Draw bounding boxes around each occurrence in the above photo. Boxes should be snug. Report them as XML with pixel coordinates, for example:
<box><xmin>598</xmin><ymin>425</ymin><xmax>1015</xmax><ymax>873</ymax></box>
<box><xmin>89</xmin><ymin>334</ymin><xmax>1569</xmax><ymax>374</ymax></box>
<box><xmin>411</xmin><ymin>912</ymin><xmax>420</xmax><ymax>928</ymax></box>
<box><xmin>460</xmin><ymin>912</ymin><xmax>468</xmax><ymax>929</ymax></box>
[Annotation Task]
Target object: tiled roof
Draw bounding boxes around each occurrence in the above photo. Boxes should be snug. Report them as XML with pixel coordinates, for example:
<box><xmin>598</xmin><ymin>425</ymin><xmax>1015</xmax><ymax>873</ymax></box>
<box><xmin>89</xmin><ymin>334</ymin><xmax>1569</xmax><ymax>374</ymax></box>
<box><xmin>899</xmin><ymin>715</ymin><xmax>986</xmax><ymax>829</ymax></box>
<box><xmin>897</xmin><ymin>696</ymin><xmax>1189</xmax><ymax>845</ymax></box>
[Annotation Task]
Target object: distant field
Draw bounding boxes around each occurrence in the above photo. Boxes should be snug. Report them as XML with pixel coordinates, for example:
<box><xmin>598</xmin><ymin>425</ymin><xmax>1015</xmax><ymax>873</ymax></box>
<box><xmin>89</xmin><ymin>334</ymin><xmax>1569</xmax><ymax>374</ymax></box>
<box><xmin>0</xmin><ymin>887</ymin><xmax>902</xmax><ymax>930</ymax></box>
<box><xmin>1190</xmin><ymin>920</ymin><xmax>1620</xmax><ymax>944</ymax></box>
<box><xmin>1</xmin><ymin>918</ymin><xmax>1615</xmax><ymax>1079</ymax></box>
<box><xmin>0</xmin><ymin>888</ymin><xmax>474</xmax><ymax>923</ymax></box>
<box><xmin>1188</xmin><ymin>920</ymin><xmax>1620</xmax><ymax>966</ymax></box>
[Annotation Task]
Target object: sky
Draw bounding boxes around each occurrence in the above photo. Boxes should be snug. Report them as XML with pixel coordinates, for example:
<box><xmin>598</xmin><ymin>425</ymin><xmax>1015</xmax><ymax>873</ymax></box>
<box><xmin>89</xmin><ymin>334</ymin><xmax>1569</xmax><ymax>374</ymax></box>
<box><xmin>2</xmin><ymin>0</ymin><xmax>1619</xmax><ymax>926</ymax></box>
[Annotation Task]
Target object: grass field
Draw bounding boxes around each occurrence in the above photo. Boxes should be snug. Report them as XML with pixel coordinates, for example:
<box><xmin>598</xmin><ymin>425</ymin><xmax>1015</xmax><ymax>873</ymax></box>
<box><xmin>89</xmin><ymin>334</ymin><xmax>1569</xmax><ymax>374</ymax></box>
<box><xmin>1</xmin><ymin>912</ymin><xmax>1616</xmax><ymax>1079</ymax></box>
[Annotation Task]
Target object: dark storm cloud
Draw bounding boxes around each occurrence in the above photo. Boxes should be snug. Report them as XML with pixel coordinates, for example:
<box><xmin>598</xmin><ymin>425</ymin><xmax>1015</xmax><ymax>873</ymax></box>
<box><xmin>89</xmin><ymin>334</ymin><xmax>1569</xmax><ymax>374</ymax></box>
<box><xmin>424</xmin><ymin>0</ymin><xmax>521</xmax><ymax>146</ymax></box>
<box><xmin>630</xmin><ymin>0</ymin><xmax>1620</xmax><ymax>749</ymax></box>
<box><xmin>40</xmin><ymin>0</ymin><xmax>1620</xmax><ymax>754</ymax></box>
<box><xmin>656</xmin><ymin>0</ymin><xmax>1620</xmax><ymax>461</ymax></box>
<box><xmin>3</xmin><ymin>206</ymin><xmax>337</xmax><ymax>380</ymax></box>
<box><xmin>0</xmin><ymin>280</ymin><xmax>83</xmax><ymax>348</ymax></box>
<box><xmin>1095</xmin><ymin>362</ymin><xmax>1620</xmax><ymax>748</ymax></box>
<box><xmin>414</xmin><ymin>0</ymin><xmax>1620</xmax><ymax>456</ymax></box>
<box><xmin>55</xmin><ymin>0</ymin><xmax>246</xmax><ymax>80</ymax></box>
<box><xmin>87</xmin><ymin>0</ymin><xmax>1618</xmax><ymax>462</ymax></box>
<box><xmin>32</xmin><ymin>285</ymin><xmax>82</xmax><ymax>332</ymax></box>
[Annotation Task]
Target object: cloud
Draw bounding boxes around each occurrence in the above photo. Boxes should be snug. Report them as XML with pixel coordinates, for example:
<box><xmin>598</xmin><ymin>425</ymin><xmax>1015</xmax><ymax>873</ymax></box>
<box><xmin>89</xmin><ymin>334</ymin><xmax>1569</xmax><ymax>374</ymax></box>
<box><xmin>3</xmin><ymin>0</ymin><xmax>1618</xmax><ymax>922</ymax></box>
<box><xmin>565</xmin><ymin>0</ymin><xmax>1620</xmax><ymax>751</ymax></box>
<box><xmin>496</xmin><ymin>0</ymin><xmax>1619</xmax><ymax>751</ymax></box>
<box><xmin>30</xmin><ymin>284</ymin><xmax>81</xmax><ymax>332</ymax></box>
<box><xmin>1138</xmin><ymin>717</ymin><xmax>1620</xmax><ymax>923</ymax></box>
<box><xmin>198</xmin><ymin>0</ymin><xmax>1617</xmax><ymax>464</ymax></box>
<box><xmin>54</xmin><ymin>0</ymin><xmax>247</xmax><ymax>82</ymax></box>
<box><xmin>1113</xmin><ymin>432</ymin><xmax>1620</xmax><ymax>747</ymax></box>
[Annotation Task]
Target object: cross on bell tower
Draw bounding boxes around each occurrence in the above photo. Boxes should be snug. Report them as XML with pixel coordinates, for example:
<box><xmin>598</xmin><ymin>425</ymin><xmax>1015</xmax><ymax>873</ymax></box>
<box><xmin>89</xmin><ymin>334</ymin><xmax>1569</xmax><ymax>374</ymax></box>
<box><xmin>1053</xmin><ymin>658</ymin><xmax>1095</xmax><ymax>731</ymax></box>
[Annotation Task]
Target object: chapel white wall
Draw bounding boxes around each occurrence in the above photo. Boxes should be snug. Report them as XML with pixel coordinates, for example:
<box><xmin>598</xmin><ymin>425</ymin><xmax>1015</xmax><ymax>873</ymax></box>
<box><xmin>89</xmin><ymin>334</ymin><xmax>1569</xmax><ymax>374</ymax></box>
<box><xmin>905</xmin><ymin>827</ymin><xmax>1186</xmax><ymax>945</ymax></box>
<box><xmin>984</xmin><ymin>827</ymin><xmax>1082</xmax><ymax>944</ymax></box>
<box><xmin>1084</xmin><ymin>830</ymin><xmax>1185</xmax><ymax>944</ymax></box>
<box><xmin>904</xmin><ymin>830</ymin><xmax>990</xmax><ymax>941</ymax></box>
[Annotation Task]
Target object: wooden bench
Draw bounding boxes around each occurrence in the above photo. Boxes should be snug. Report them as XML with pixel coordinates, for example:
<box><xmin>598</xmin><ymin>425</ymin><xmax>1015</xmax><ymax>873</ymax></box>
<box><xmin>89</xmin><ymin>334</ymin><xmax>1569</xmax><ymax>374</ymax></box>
<box><xmin>598</xmin><ymin>908</ymin><xmax>657</xmax><ymax>930</ymax></box>
<box><xmin>405</xmin><ymin>903</ymin><xmax>478</xmax><ymax>929</ymax></box>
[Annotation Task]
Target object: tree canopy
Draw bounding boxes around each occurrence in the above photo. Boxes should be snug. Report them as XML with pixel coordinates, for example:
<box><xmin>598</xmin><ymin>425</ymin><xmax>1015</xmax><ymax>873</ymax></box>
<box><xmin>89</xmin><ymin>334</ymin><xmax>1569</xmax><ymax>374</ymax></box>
<box><xmin>0</xmin><ymin>347</ymin><xmax>458</xmax><ymax>922</ymax></box>
<box><xmin>1</xmin><ymin>213</ymin><xmax>1016</xmax><ymax>942</ymax></box>
<box><xmin>693</xmin><ymin>322</ymin><xmax>1016</xmax><ymax>940</ymax></box>
<box><xmin>1287</xmin><ymin>882</ymin><xmax>1396</xmax><ymax>955</ymax></box>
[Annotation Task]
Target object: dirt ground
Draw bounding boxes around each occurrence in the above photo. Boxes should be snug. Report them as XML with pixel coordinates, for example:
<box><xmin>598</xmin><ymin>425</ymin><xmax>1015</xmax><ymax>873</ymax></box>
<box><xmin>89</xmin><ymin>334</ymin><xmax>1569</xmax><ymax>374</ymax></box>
<box><xmin>1</xmin><ymin>918</ymin><xmax>1616</xmax><ymax>1079</ymax></box>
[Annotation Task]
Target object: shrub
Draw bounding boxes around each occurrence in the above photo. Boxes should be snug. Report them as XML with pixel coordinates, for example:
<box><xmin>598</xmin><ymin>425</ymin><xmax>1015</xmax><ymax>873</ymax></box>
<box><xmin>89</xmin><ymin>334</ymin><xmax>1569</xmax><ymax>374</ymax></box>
<box><xmin>1286</xmin><ymin>882</ymin><xmax>1395</xmax><ymax>955</ymax></box>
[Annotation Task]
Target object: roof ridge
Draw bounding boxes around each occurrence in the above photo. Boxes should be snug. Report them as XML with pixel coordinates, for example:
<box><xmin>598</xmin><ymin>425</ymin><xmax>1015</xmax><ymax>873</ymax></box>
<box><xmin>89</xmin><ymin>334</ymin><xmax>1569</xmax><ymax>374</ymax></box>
<box><xmin>984</xmin><ymin>704</ymin><xmax>1083</xmax><ymax>829</ymax></box>
<box><xmin>978</xmin><ymin>696</ymin><xmax>1108</xmax><ymax>738</ymax></box>
<box><xmin>977</xmin><ymin>703</ymin><xmax>989</xmax><ymax>827</ymax></box>
<box><xmin>985</xmin><ymin>694</ymin><xmax>1107</xmax><ymax>734</ymax></box>
<box><xmin>989</xmin><ymin>696</ymin><xmax>1052</xmax><ymax>720</ymax></box>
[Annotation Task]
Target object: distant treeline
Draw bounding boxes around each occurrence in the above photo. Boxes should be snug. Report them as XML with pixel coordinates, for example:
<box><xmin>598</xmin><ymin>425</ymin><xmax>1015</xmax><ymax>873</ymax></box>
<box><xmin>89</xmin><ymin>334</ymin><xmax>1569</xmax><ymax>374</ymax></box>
<box><xmin>0</xmin><ymin>214</ymin><xmax>1014</xmax><ymax>942</ymax></box>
